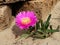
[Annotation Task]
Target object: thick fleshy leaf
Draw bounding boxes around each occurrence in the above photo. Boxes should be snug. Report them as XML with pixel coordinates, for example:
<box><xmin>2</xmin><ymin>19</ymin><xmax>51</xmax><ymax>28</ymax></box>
<box><xmin>44</xmin><ymin>14</ymin><xmax>51</xmax><ymax>29</ymax></box>
<box><xmin>46</xmin><ymin>29</ymin><xmax>59</xmax><ymax>33</ymax></box>
<box><xmin>46</xmin><ymin>14</ymin><xmax>51</xmax><ymax>23</ymax></box>
<box><xmin>36</xmin><ymin>21</ymin><xmax>40</xmax><ymax>29</ymax></box>
<box><xmin>20</xmin><ymin>34</ymin><xmax>29</xmax><ymax>39</ymax></box>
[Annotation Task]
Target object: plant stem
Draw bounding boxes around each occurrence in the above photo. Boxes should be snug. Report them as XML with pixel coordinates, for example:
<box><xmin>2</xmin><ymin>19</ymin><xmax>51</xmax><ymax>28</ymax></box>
<box><xmin>35</xmin><ymin>23</ymin><xmax>37</xmax><ymax>33</ymax></box>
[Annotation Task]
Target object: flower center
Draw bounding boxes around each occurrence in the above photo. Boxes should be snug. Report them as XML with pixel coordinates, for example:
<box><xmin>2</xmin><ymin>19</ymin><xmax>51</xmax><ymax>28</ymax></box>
<box><xmin>21</xmin><ymin>17</ymin><xmax>31</xmax><ymax>25</ymax></box>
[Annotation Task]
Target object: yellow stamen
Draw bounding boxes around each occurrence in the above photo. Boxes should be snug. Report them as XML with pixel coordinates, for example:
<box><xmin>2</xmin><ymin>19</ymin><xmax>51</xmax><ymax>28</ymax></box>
<box><xmin>21</xmin><ymin>17</ymin><xmax>31</xmax><ymax>25</ymax></box>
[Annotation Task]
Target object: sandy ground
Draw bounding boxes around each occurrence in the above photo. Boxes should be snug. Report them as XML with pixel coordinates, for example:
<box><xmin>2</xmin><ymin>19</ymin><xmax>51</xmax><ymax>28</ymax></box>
<box><xmin>0</xmin><ymin>1</ymin><xmax>60</xmax><ymax>45</ymax></box>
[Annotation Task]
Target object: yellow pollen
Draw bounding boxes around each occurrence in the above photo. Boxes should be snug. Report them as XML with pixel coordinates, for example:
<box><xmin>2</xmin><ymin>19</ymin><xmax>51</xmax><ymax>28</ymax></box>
<box><xmin>21</xmin><ymin>17</ymin><xmax>31</xmax><ymax>25</ymax></box>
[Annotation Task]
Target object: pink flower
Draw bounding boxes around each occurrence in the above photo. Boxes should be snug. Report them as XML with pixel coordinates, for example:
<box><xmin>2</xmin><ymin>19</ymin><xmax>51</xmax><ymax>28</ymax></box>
<box><xmin>15</xmin><ymin>11</ymin><xmax>38</xmax><ymax>30</ymax></box>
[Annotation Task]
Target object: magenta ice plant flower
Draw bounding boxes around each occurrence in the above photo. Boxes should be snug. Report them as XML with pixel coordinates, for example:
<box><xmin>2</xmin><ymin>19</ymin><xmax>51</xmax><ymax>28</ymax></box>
<box><xmin>15</xmin><ymin>11</ymin><xmax>38</xmax><ymax>30</ymax></box>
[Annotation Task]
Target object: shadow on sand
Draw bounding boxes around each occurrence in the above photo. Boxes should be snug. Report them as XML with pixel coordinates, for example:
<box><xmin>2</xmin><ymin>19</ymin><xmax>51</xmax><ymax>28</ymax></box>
<box><xmin>12</xmin><ymin>25</ymin><xmax>26</xmax><ymax>38</ymax></box>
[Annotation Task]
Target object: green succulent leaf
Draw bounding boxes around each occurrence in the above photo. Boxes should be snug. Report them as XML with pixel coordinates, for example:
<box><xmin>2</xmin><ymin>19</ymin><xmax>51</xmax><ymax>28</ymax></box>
<box><xmin>40</xmin><ymin>20</ymin><xmax>45</xmax><ymax>30</ymax></box>
<box><xmin>46</xmin><ymin>29</ymin><xmax>59</xmax><ymax>33</ymax></box>
<box><xmin>44</xmin><ymin>14</ymin><xmax>51</xmax><ymax>29</ymax></box>
<box><xmin>37</xmin><ymin>29</ymin><xmax>44</xmax><ymax>33</ymax></box>
<box><xmin>46</xmin><ymin>14</ymin><xmax>51</xmax><ymax>23</ymax></box>
<box><xmin>20</xmin><ymin>33</ymin><xmax>29</xmax><ymax>39</ymax></box>
<box><xmin>44</xmin><ymin>22</ymin><xmax>50</xmax><ymax>29</ymax></box>
<box><xmin>40</xmin><ymin>14</ymin><xmax>51</xmax><ymax>30</ymax></box>
<box><xmin>36</xmin><ymin>21</ymin><xmax>40</xmax><ymax>29</ymax></box>
<box><xmin>33</xmin><ymin>33</ymin><xmax>46</xmax><ymax>39</ymax></box>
